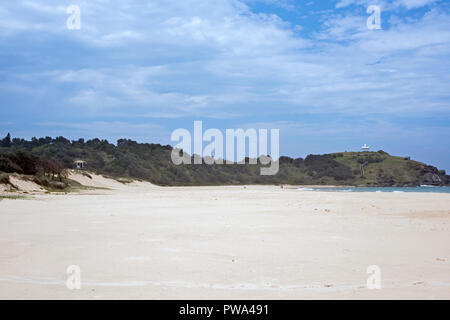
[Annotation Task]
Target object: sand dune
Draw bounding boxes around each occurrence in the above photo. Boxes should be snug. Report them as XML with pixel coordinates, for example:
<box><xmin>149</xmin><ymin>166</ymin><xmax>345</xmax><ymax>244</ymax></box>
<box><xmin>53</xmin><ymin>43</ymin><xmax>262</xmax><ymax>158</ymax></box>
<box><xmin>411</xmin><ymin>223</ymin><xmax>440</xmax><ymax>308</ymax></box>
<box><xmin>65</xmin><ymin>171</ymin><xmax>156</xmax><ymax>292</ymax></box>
<box><xmin>68</xmin><ymin>170</ymin><xmax>159</xmax><ymax>191</ymax></box>
<box><xmin>0</xmin><ymin>173</ymin><xmax>45</xmax><ymax>194</ymax></box>
<box><xmin>8</xmin><ymin>174</ymin><xmax>44</xmax><ymax>193</ymax></box>
<box><xmin>0</xmin><ymin>171</ymin><xmax>158</xmax><ymax>195</ymax></box>
<box><xmin>0</xmin><ymin>174</ymin><xmax>449</xmax><ymax>299</ymax></box>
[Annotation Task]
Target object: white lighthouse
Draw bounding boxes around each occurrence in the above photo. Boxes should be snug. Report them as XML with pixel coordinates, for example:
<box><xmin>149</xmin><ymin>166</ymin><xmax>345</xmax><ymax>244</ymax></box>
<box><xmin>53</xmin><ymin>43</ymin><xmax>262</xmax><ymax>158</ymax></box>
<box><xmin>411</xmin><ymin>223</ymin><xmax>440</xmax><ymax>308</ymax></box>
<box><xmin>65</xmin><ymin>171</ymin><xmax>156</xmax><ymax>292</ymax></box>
<box><xmin>361</xmin><ymin>144</ymin><xmax>370</xmax><ymax>151</ymax></box>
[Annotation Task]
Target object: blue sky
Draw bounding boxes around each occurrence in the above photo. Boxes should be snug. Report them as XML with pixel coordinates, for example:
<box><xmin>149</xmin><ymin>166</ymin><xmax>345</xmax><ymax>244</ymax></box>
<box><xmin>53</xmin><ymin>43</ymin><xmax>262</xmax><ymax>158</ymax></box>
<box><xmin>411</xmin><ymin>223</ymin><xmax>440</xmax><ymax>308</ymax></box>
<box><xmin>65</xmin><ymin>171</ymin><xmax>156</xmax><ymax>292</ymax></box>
<box><xmin>0</xmin><ymin>0</ymin><xmax>449</xmax><ymax>171</ymax></box>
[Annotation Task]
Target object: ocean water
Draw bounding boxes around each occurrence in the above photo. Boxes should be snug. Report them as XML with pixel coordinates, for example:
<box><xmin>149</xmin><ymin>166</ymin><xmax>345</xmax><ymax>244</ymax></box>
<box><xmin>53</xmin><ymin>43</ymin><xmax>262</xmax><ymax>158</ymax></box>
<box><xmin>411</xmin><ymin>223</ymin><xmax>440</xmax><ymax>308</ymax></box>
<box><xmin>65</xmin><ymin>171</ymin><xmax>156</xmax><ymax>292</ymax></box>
<box><xmin>297</xmin><ymin>186</ymin><xmax>450</xmax><ymax>193</ymax></box>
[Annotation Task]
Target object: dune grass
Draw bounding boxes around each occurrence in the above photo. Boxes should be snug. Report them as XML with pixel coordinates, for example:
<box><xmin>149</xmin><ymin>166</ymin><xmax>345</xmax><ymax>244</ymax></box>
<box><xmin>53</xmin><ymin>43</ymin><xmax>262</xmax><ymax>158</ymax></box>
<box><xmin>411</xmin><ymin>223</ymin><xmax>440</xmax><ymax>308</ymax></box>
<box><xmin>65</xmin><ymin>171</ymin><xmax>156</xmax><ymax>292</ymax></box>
<box><xmin>0</xmin><ymin>195</ymin><xmax>28</xmax><ymax>201</ymax></box>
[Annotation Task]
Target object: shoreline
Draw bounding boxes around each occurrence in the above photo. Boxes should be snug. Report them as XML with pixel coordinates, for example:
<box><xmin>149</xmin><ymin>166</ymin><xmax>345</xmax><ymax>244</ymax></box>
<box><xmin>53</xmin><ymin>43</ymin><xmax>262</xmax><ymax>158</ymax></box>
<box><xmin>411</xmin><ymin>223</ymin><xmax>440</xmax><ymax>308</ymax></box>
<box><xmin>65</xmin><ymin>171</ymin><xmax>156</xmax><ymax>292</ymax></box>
<box><xmin>2</xmin><ymin>171</ymin><xmax>449</xmax><ymax>197</ymax></box>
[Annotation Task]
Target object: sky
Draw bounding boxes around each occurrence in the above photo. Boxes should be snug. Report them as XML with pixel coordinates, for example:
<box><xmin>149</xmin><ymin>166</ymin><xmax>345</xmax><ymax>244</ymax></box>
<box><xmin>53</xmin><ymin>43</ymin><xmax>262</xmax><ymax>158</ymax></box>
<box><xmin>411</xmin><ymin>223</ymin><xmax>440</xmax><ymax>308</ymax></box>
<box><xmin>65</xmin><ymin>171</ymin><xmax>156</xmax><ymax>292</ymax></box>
<box><xmin>0</xmin><ymin>0</ymin><xmax>449</xmax><ymax>171</ymax></box>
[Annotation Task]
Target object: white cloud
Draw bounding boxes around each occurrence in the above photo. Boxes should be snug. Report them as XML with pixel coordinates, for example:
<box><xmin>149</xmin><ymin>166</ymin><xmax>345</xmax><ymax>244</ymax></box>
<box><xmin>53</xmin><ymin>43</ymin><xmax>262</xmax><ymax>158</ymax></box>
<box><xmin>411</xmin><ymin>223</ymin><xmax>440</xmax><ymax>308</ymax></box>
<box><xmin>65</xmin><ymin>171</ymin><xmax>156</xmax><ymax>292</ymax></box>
<box><xmin>0</xmin><ymin>0</ymin><xmax>449</xmax><ymax>119</ymax></box>
<box><xmin>335</xmin><ymin>0</ymin><xmax>439</xmax><ymax>9</ymax></box>
<box><xmin>394</xmin><ymin>0</ymin><xmax>438</xmax><ymax>9</ymax></box>
<box><xmin>336</xmin><ymin>0</ymin><xmax>387</xmax><ymax>9</ymax></box>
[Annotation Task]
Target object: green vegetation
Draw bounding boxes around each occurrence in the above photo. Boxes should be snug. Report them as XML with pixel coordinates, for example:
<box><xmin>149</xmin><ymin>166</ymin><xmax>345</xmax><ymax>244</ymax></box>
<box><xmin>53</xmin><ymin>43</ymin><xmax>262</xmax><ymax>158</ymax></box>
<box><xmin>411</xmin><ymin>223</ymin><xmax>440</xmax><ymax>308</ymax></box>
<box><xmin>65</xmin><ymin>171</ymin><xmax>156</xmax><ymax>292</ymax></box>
<box><xmin>0</xmin><ymin>134</ymin><xmax>449</xmax><ymax>187</ymax></box>
<box><xmin>0</xmin><ymin>195</ymin><xmax>28</xmax><ymax>201</ymax></box>
<box><xmin>0</xmin><ymin>148</ymin><xmax>69</xmax><ymax>191</ymax></box>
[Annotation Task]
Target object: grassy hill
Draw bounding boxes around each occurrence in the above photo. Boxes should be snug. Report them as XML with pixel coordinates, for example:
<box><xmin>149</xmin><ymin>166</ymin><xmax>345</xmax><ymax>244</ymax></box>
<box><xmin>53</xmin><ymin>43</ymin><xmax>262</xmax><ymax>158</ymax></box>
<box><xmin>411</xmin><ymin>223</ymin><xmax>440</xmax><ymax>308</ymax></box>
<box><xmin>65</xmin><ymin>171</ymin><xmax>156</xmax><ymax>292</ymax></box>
<box><xmin>0</xmin><ymin>134</ymin><xmax>448</xmax><ymax>187</ymax></box>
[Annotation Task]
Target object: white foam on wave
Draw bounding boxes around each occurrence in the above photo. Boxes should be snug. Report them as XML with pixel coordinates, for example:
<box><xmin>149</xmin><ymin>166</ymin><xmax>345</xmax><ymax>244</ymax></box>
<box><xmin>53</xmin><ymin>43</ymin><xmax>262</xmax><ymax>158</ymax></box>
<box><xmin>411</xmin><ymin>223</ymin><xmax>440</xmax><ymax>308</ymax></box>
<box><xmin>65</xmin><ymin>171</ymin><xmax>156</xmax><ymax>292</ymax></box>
<box><xmin>297</xmin><ymin>188</ymin><xmax>314</xmax><ymax>191</ymax></box>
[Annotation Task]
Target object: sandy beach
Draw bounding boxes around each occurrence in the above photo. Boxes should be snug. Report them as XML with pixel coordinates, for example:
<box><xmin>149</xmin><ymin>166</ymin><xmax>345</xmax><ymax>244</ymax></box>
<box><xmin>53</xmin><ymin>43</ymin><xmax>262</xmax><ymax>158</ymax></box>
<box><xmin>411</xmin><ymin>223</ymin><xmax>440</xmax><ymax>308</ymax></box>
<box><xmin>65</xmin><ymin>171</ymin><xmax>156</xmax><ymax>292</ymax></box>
<box><xmin>0</xmin><ymin>174</ymin><xmax>449</xmax><ymax>299</ymax></box>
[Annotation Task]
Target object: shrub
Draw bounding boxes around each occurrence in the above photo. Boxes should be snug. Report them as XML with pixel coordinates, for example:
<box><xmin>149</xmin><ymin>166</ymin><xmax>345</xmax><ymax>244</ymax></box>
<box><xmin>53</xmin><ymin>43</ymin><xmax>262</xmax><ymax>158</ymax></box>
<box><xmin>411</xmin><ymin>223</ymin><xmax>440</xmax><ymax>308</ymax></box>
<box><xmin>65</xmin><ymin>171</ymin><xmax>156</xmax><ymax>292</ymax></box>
<box><xmin>0</xmin><ymin>155</ymin><xmax>23</xmax><ymax>173</ymax></box>
<box><xmin>0</xmin><ymin>172</ymin><xmax>10</xmax><ymax>184</ymax></box>
<box><xmin>11</xmin><ymin>151</ymin><xmax>38</xmax><ymax>175</ymax></box>
<box><xmin>304</xmin><ymin>155</ymin><xmax>353</xmax><ymax>180</ymax></box>
<box><xmin>36</xmin><ymin>158</ymin><xmax>67</xmax><ymax>180</ymax></box>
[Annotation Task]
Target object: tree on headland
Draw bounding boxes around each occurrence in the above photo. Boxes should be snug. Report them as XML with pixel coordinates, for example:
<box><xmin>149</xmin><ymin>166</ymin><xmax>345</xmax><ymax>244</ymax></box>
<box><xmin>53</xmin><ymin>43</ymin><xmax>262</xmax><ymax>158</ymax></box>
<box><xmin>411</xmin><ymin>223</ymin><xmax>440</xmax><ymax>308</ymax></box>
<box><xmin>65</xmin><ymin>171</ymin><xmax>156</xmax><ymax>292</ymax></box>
<box><xmin>1</xmin><ymin>133</ymin><xmax>11</xmax><ymax>148</ymax></box>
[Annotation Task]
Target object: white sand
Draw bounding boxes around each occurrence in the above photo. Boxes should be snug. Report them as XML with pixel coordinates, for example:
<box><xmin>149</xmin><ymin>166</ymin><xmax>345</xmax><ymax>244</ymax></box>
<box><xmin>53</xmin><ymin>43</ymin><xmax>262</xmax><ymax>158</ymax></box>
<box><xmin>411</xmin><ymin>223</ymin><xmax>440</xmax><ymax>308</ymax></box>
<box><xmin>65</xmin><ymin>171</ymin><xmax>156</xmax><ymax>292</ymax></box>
<box><xmin>68</xmin><ymin>171</ymin><xmax>160</xmax><ymax>191</ymax></box>
<box><xmin>0</xmin><ymin>184</ymin><xmax>10</xmax><ymax>193</ymax></box>
<box><xmin>7</xmin><ymin>174</ymin><xmax>44</xmax><ymax>193</ymax></box>
<box><xmin>0</xmin><ymin>176</ymin><xmax>449</xmax><ymax>299</ymax></box>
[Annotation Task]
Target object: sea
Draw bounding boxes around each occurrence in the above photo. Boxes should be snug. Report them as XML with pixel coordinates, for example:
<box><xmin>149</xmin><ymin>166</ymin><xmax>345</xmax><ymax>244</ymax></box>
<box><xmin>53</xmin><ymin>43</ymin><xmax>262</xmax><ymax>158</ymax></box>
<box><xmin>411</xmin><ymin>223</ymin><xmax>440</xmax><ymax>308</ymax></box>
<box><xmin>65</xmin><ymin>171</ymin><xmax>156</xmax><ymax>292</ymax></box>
<box><xmin>297</xmin><ymin>186</ymin><xmax>450</xmax><ymax>193</ymax></box>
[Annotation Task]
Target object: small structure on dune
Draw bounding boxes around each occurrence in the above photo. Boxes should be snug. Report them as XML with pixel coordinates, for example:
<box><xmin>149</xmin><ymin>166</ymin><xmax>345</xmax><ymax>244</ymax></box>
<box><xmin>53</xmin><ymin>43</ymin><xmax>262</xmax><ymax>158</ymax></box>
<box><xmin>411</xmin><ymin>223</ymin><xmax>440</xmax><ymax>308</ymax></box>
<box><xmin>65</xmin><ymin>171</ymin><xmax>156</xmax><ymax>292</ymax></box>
<box><xmin>361</xmin><ymin>144</ymin><xmax>370</xmax><ymax>151</ymax></box>
<box><xmin>74</xmin><ymin>160</ymin><xmax>86</xmax><ymax>170</ymax></box>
